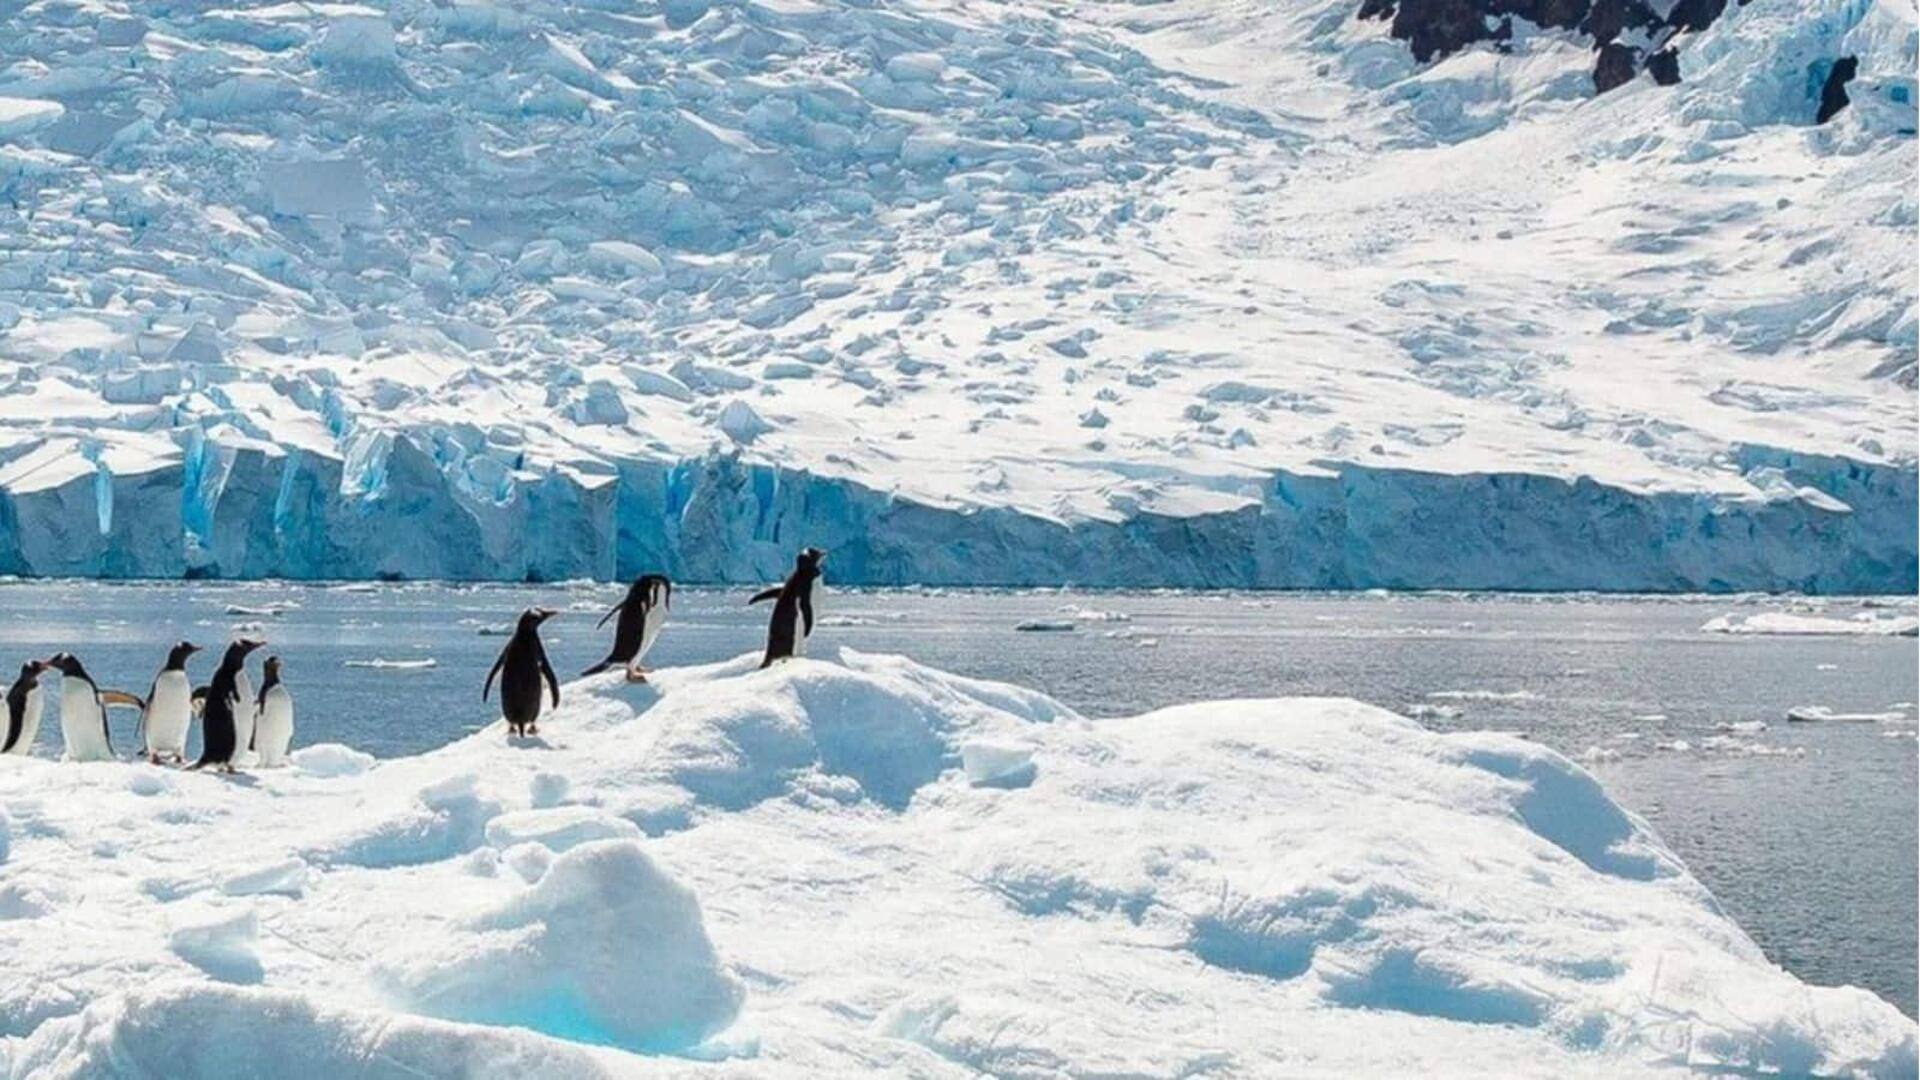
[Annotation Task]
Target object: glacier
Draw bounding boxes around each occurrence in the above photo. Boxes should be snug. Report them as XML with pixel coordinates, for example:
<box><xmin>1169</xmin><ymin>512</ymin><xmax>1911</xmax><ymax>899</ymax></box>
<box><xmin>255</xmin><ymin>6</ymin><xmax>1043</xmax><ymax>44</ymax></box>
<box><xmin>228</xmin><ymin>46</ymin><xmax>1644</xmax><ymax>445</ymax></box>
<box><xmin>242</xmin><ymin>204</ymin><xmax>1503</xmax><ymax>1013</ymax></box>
<box><xmin>0</xmin><ymin>0</ymin><xmax>1914</xmax><ymax>589</ymax></box>
<box><xmin>1</xmin><ymin>650</ymin><xmax>1914</xmax><ymax>1077</ymax></box>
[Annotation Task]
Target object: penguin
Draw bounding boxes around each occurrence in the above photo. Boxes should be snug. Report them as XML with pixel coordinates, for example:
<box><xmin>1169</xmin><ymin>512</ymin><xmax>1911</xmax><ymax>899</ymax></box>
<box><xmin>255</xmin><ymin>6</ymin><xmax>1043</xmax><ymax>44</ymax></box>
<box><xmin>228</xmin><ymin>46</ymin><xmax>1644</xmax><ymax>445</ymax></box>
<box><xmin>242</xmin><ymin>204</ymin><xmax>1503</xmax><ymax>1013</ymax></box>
<box><xmin>2</xmin><ymin>660</ymin><xmax>49</xmax><ymax>757</ymax></box>
<box><xmin>484</xmin><ymin>607</ymin><xmax>560</xmax><ymax>738</ymax></box>
<box><xmin>581</xmin><ymin>574</ymin><xmax>672</xmax><ymax>682</ymax></box>
<box><xmin>749</xmin><ymin>546</ymin><xmax>827</xmax><ymax>668</ymax></box>
<box><xmin>252</xmin><ymin>655</ymin><xmax>294</xmax><ymax>767</ymax></box>
<box><xmin>192</xmin><ymin>638</ymin><xmax>264</xmax><ymax>773</ymax></box>
<box><xmin>46</xmin><ymin>653</ymin><xmax>141</xmax><ymax>762</ymax></box>
<box><xmin>140</xmin><ymin>641</ymin><xmax>200</xmax><ymax>764</ymax></box>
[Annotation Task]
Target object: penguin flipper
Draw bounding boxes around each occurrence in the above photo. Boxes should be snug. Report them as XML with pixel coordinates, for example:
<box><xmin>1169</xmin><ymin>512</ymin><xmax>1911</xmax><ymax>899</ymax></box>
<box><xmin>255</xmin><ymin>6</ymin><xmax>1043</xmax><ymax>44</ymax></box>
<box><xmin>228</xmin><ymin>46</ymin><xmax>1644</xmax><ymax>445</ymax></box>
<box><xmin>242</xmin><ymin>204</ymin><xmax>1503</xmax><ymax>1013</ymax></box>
<box><xmin>483</xmin><ymin>651</ymin><xmax>505</xmax><ymax>702</ymax></box>
<box><xmin>99</xmin><ymin>690</ymin><xmax>145</xmax><ymax>710</ymax></box>
<box><xmin>190</xmin><ymin>686</ymin><xmax>209</xmax><ymax>716</ymax></box>
<box><xmin>748</xmin><ymin>587</ymin><xmax>780</xmax><ymax>605</ymax></box>
<box><xmin>539</xmin><ymin>650</ymin><xmax>561</xmax><ymax>709</ymax></box>
<box><xmin>596</xmin><ymin>601</ymin><xmax>624</xmax><ymax>630</ymax></box>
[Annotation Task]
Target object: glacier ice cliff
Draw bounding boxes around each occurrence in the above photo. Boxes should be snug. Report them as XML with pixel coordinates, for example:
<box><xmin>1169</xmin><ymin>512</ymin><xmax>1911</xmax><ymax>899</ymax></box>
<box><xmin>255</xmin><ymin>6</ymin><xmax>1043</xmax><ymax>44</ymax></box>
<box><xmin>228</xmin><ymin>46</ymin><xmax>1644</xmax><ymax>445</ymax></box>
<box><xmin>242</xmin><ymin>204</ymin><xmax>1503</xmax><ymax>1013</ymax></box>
<box><xmin>0</xmin><ymin>0</ymin><xmax>1912</xmax><ymax>589</ymax></box>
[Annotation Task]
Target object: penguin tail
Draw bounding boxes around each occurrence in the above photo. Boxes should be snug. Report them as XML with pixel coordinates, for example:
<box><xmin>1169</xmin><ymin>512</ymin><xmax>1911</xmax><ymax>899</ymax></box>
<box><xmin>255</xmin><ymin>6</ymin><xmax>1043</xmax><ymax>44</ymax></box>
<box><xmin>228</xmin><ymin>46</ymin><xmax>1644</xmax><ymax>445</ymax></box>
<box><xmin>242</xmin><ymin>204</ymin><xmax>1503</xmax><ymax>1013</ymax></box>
<box><xmin>579</xmin><ymin>660</ymin><xmax>614</xmax><ymax>678</ymax></box>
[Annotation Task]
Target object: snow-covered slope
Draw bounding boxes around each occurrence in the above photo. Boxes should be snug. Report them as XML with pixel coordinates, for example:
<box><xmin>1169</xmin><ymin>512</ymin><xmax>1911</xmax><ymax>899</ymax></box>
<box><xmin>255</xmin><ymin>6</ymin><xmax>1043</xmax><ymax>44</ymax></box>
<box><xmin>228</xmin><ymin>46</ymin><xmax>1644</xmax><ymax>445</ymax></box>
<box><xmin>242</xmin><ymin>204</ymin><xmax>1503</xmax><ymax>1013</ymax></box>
<box><xmin>0</xmin><ymin>0</ymin><xmax>1913</xmax><ymax>588</ymax></box>
<box><xmin>0</xmin><ymin>651</ymin><xmax>1912</xmax><ymax>1077</ymax></box>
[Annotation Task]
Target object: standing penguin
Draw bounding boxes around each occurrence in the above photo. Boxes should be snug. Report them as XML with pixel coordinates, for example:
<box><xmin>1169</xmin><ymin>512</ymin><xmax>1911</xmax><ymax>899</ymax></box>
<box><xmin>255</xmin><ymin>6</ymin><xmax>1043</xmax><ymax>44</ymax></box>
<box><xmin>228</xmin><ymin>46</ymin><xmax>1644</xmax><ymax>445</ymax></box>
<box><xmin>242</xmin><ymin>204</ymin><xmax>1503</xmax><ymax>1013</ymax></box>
<box><xmin>193</xmin><ymin>639</ymin><xmax>264</xmax><ymax>773</ymax></box>
<box><xmin>140</xmin><ymin>641</ymin><xmax>200</xmax><ymax>764</ymax></box>
<box><xmin>749</xmin><ymin>547</ymin><xmax>827</xmax><ymax>668</ymax></box>
<box><xmin>252</xmin><ymin>655</ymin><xmax>294</xmax><ymax>767</ymax></box>
<box><xmin>46</xmin><ymin>653</ymin><xmax>140</xmax><ymax>762</ymax></box>
<box><xmin>2</xmin><ymin>660</ymin><xmax>49</xmax><ymax>757</ymax></box>
<box><xmin>581</xmin><ymin>574</ymin><xmax>672</xmax><ymax>682</ymax></box>
<box><xmin>484</xmin><ymin>608</ymin><xmax>560</xmax><ymax>738</ymax></box>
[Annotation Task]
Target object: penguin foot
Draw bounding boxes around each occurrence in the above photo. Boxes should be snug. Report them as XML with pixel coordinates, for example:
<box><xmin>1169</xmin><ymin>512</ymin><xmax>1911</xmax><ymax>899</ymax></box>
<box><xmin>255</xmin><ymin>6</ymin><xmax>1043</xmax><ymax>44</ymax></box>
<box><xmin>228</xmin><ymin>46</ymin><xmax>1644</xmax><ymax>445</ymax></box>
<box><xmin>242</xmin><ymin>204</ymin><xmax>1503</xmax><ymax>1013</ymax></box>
<box><xmin>624</xmin><ymin>667</ymin><xmax>649</xmax><ymax>684</ymax></box>
<box><xmin>527</xmin><ymin>723</ymin><xmax>540</xmax><ymax>735</ymax></box>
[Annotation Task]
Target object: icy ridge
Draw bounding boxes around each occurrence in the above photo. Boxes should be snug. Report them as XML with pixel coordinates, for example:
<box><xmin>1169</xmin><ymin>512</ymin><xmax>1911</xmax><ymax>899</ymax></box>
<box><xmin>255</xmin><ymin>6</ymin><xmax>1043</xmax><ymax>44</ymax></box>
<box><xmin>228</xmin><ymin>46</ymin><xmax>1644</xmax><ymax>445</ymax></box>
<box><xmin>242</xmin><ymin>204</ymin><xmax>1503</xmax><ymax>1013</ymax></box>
<box><xmin>0</xmin><ymin>651</ymin><xmax>1913</xmax><ymax>1077</ymax></box>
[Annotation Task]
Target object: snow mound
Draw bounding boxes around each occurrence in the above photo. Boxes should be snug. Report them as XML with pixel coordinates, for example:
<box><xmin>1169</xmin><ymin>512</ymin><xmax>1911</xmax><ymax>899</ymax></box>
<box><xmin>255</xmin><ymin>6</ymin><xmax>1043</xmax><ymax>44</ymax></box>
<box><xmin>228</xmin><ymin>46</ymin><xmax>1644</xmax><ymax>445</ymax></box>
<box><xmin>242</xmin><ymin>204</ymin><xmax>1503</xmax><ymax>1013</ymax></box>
<box><xmin>381</xmin><ymin>840</ymin><xmax>742</xmax><ymax>1053</ymax></box>
<box><xmin>0</xmin><ymin>653</ymin><xmax>1912</xmax><ymax>1076</ymax></box>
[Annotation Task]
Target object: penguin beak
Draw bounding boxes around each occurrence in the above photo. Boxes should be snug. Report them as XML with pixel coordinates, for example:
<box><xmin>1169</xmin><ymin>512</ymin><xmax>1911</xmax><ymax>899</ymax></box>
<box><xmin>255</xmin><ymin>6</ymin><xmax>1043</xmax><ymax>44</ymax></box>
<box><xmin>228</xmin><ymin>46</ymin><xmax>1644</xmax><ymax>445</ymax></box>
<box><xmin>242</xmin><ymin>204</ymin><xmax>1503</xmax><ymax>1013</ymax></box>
<box><xmin>536</xmin><ymin>608</ymin><xmax>557</xmax><ymax>623</ymax></box>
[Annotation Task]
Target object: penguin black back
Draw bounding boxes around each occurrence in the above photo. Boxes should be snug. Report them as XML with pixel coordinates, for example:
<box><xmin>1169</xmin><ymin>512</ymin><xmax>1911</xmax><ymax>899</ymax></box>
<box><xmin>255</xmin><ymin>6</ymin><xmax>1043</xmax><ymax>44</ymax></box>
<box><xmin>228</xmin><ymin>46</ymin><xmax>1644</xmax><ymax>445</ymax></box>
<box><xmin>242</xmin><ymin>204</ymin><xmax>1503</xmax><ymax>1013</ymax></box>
<box><xmin>750</xmin><ymin>547</ymin><xmax>826</xmax><ymax>668</ymax></box>
<box><xmin>485</xmin><ymin>608</ymin><xmax>559</xmax><ymax>737</ymax></box>
<box><xmin>4</xmin><ymin>660</ymin><xmax>46</xmax><ymax>754</ymax></box>
<box><xmin>581</xmin><ymin>574</ymin><xmax>671</xmax><ymax>677</ymax></box>
<box><xmin>194</xmin><ymin>639</ymin><xmax>263</xmax><ymax>771</ymax></box>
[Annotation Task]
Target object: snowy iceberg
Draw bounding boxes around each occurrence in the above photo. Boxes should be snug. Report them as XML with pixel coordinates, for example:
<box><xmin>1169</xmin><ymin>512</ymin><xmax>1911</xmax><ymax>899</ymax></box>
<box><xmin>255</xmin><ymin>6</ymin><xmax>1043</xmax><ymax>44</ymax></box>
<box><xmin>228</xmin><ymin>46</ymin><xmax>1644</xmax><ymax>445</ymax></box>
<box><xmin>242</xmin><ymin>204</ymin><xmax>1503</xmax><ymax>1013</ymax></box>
<box><xmin>1</xmin><ymin>652</ymin><xmax>1913</xmax><ymax>1077</ymax></box>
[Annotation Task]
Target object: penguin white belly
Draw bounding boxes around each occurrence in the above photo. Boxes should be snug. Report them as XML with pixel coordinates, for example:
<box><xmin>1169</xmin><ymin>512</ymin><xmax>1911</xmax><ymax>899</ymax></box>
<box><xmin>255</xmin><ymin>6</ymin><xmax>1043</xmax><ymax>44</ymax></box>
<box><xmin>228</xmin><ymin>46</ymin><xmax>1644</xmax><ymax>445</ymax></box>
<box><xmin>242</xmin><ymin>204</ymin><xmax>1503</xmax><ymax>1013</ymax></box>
<box><xmin>232</xmin><ymin>670</ymin><xmax>258</xmax><ymax>764</ymax></box>
<box><xmin>254</xmin><ymin>686</ymin><xmax>294</xmax><ymax>767</ymax></box>
<box><xmin>5</xmin><ymin>688</ymin><xmax>43</xmax><ymax>756</ymax></box>
<box><xmin>145</xmin><ymin>671</ymin><xmax>192</xmax><ymax>759</ymax></box>
<box><xmin>637</xmin><ymin>609</ymin><xmax>666</xmax><ymax>664</ymax></box>
<box><xmin>60</xmin><ymin>684</ymin><xmax>113</xmax><ymax>762</ymax></box>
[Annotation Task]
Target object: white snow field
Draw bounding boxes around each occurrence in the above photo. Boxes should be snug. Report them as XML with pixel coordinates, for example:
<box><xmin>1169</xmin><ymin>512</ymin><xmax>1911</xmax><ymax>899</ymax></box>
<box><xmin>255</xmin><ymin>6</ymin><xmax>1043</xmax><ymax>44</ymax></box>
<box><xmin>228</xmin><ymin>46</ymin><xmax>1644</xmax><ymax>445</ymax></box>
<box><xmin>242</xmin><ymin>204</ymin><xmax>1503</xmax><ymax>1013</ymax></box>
<box><xmin>0</xmin><ymin>0</ymin><xmax>1914</xmax><ymax>588</ymax></box>
<box><xmin>0</xmin><ymin>651</ymin><xmax>1914</xmax><ymax>1077</ymax></box>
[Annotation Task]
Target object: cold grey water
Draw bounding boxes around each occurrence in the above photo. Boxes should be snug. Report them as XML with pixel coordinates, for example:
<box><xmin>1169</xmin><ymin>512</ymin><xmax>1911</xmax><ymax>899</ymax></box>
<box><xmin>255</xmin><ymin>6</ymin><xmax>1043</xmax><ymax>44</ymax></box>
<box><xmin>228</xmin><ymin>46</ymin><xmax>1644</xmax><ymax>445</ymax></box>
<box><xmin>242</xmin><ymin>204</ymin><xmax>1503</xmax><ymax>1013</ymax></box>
<box><xmin>0</xmin><ymin>581</ymin><xmax>1912</xmax><ymax>1016</ymax></box>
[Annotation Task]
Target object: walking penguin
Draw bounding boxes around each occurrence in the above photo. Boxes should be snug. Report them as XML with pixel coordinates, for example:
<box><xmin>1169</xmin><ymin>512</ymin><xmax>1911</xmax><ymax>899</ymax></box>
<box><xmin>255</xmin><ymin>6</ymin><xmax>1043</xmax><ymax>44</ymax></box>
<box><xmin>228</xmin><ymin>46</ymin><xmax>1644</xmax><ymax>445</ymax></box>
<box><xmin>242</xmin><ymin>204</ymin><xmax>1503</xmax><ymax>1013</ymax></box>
<box><xmin>749</xmin><ymin>546</ymin><xmax>826</xmax><ymax>668</ymax></box>
<box><xmin>581</xmin><ymin>574</ymin><xmax>672</xmax><ymax>682</ymax></box>
<box><xmin>193</xmin><ymin>638</ymin><xmax>265</xmax><ymax>773</ymax></box>
<box><xmin>485</xmin><ymin>608</ymin><xmax>560</xmax><ymax>737</ymax></box>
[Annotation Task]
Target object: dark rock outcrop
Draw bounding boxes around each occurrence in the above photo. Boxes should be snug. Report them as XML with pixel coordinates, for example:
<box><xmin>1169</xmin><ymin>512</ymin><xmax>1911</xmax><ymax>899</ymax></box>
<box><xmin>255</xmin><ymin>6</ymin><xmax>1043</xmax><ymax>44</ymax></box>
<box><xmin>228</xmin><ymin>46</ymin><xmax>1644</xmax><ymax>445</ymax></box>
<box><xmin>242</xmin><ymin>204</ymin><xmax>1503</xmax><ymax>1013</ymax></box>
<box><xmin>1359</xmin><ymin>0</ymin><xmax>1770</xmax><ymax>97</ymax></box>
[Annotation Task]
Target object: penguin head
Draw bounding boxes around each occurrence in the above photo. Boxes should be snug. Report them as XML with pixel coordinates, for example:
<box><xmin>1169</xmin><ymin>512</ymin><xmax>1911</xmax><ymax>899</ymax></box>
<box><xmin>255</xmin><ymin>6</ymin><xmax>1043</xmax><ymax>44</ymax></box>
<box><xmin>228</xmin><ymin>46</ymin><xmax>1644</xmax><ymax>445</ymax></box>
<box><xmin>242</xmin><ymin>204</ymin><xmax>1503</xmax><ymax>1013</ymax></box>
<box><xmin>262</xmin><ymin>655</ymin><xmax>282</xmax><ymax>681</ymax></box>
<box><xmin>225</xmin><ymin>638</ymin><xmax>266</xmax><ymax>665</ymax></box>
<box><xmin>43</xmin><ymin>653</ymin><xmax>85</xmax><ymax>679</ymax></box>
<box><xmin>166</xmin><ymin>641</ymin><xmax>201</xmax><ymax>668</ymax></box>
<box><xmin>640</xmin><ymin>574</ymin><xmax>672</xmax><ymax>608</ymax></box>
<box><xmin>797</xmin><ymin>546</ymin><xmax>827</xmax><ymax>573</ymax></box>
<box><xmin>520</xmin><ymin>607</ymin><xmax>557</xmax><ymax>630</ymax></box>
<box><xmin>15</xmin><ymin>659</ymin><xmax>46</xmax><ymax>685</ymax></box>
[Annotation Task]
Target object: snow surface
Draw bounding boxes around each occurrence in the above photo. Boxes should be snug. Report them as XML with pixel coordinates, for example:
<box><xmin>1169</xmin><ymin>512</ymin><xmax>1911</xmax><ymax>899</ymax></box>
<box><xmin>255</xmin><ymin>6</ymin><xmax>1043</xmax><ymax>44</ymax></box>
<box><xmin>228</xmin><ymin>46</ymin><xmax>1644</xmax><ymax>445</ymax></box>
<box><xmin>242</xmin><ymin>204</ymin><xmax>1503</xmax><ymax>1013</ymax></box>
<box><xmin>0</xmin><ymin>0</ymin><xmax>1912</xmax><ymax>588</ymax></box>
<box><xmin>0</xmin><ymin>651</ymin><xmax>1914</xmax><ymax>1077</ymax></box>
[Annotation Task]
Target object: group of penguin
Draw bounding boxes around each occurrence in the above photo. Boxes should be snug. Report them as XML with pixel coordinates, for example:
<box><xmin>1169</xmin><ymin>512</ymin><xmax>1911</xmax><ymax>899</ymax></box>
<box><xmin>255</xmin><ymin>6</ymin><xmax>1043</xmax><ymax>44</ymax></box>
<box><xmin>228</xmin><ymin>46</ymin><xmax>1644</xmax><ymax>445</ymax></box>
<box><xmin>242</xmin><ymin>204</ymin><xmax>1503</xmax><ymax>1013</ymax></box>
<box><xmin>0</xmin><ymin>546</ymin><xmax>828</xmax><ymax>766</ymax></box>
<box><xmin>486</xmin><ymin>546</ymin><xmax>827</xmax><ymax>737</ymax></box>
<box><xmin>3</xmin><ymin>639</ymin><xmax>293</xmax><ymax>772</ymax></box>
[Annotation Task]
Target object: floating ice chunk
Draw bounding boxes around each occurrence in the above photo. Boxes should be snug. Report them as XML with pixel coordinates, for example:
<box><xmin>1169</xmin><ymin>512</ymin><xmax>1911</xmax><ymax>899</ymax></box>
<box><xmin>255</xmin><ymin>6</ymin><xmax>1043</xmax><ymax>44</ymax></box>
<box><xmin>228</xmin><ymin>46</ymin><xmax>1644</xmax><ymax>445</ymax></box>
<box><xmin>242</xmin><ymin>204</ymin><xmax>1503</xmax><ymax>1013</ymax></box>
<box><xmin>1713</xmin><ymin>720</ymin><xmax>1769</xmax><ymax>734</ymax></box>
<box><xmin>1702</xmin><ymin>612</ymin><xmax>1919</xmax><ymax>636</ymax></box>
<box><xmin>1014</xmin><ymin>619</ymin><xmax>1076</xmax><ymax>632</ymax></box>
<box><xmin>1427</xmin><ymin>689</ymin><xmax>1537</xmax><ymax>702</ymax></box>
<box><xmin>343</xmin><ymin>658</ymin><xmax>437</xmax><ymax>670</ymax></box>
<box><xmin>1785</xmin><ymin>706</ymin><xmax>1908</xmax><ymax>723</ymax></box>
